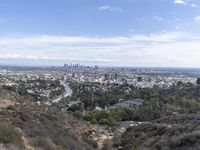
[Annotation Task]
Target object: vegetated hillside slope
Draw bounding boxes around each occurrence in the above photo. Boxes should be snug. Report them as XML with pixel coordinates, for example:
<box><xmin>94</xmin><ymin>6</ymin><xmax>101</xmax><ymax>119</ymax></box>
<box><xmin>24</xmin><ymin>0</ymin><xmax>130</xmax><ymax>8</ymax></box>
<box><xmin>159</xmin><ymin>84</ymin><xmax>200</xmax><ymax>101</ymax></box>
<box><xmin>0</xmin><ymin>88</ymin><xmax>35</xmax><ymax>105</ymax></box>
<box><xmin>119</xmin><ymin>114</ymin><xmax>200</xmax><ymax>150</ymax></box>
<box><xmin>0</xmin><ymin>89</ymin><xmax>98</xmax><ymax>150</ymax></box>
<box><xmin>0</xmin><ymin>88</ymin><xmax>22</xmax><ymax>101</ymax></box>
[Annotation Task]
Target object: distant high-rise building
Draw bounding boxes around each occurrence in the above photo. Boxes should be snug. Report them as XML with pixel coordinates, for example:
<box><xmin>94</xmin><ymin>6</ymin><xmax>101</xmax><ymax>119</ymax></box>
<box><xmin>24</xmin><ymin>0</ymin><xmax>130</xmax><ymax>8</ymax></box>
<box><xmin>104</xmin><ymin>74</ymin><xmax>110</xmax><ymax>80</ymax></box>
<box><xmin>64</xmin><ymin>64</ymin><xmax>69</xmax><ymax>68</ymax></box>
<box><xmin>114</xmin><ymin>73</ymin><xmax>118</xmax><ymax>80</ymax></box>
<box><xmin>121</xmin><ymin>68</ymin><xmax>125</xmax><ymax>73</ymax></box>
<box><xmin>64</xmin><ymin>75</ymin><xmax>67</xmax><ymax>80</ymax></box>
<box><xmin>72</xmin><ymin>72</ymin><xmax>77</xmax><ymax>78</ymax></box>
<box><xmin>137</xmin><ymin>76</ymin><xmax>143</xmax><ymax>82</ymax></box>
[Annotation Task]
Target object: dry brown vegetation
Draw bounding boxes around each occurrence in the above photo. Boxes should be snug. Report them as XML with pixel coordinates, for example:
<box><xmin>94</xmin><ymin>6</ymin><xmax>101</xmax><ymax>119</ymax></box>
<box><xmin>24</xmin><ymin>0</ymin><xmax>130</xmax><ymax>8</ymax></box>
<box><xmin>118</xmin><ymin>115</ymin><xmax>200</xmax><ymax>150</ymax></box>
<box><xmin>0</xmin><ymin>101</ymin><xmax>99</xmax><ymax>150</ymax></box>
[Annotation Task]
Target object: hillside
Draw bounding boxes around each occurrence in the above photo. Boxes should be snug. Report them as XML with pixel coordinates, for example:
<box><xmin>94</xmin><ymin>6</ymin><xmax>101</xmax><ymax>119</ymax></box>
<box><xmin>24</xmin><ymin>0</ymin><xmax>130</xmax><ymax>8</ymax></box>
<box><xmin>2</xmin><ymin>82</ymin><xmax>200</xmax><ymax>150</ymax></box>
<box><xmin>118</xmin><ymin>114</ymin><xmax>200</xmax><ymax>150</ymax></box>
<box><xmin>159</xmin><ymin>84</ymin><xmax>200</xmax><ymax>101</ymax></box>
<box><xmin>0</xmin><ymin>88</ymin><xmax>100</xmax><ymax>150</ymax></box>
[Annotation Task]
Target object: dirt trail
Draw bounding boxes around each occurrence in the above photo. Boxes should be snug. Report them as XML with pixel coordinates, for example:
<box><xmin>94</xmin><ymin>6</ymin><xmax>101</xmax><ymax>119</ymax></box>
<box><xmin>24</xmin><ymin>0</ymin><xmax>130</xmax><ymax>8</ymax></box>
<box><xmin>21</xmin><ymin>136</ymin><xmax>35</xmax><ymax>150</ymax></box>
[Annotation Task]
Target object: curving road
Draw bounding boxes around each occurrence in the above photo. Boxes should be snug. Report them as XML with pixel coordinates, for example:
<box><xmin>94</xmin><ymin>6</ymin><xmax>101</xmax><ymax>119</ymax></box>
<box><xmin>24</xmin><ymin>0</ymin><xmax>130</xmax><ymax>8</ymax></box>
<box><xmin>52</xmin><ymin>80</ymin><xmax>73</xmax><ymax>103</ymax></box>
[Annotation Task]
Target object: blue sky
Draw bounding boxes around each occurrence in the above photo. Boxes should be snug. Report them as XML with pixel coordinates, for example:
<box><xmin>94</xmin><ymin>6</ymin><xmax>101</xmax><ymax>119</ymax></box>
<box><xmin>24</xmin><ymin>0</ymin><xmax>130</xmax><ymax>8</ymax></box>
<box><xmin>1</xmin><ymin>0</ymin><xmax>200</xmax><ymax>67</ymax></box>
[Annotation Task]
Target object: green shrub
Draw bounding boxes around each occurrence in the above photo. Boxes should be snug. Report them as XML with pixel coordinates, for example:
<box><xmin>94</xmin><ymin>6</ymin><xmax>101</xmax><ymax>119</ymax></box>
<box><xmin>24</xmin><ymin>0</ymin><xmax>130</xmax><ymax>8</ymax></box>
<box><xmin>31</xmin><ymin>137</ymin><xmax>54</xmax><ymax>150</ymax></box>
<box><xmin>0</xmin><ymin>122</ymin><xmax>24</xmax><ymax>149</ymax></box>
<box><xmin>99</xmin><ymin>119</ymin><xmax>110</xmax><ymax>125</ymax></box>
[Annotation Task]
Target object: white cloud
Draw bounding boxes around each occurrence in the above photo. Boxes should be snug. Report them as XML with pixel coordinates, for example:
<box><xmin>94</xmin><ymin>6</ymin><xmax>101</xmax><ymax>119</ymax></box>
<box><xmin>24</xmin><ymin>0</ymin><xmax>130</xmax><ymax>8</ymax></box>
<box><xmin>130</xmin><ymin>32</ymin><xmax>184</xmax><ymax>42</ymax></box>
<box><xmin>174</xmin><ymin>0</ymin><xmax>187</xmax><ymax>5</ymax></box>
<box><xmin>1</xmin><ymin>31</ymin><xmax>200</xmax><ymax>67</ymax></box>
<box><xmin>174</xmin><ymin>0</ymin><xmax>198</xmax><ymax>8</ymax></box>
<box><xmin>152</xmin><ymin>16</ymin><xmax>164</xmax><ymax>22</ymax></box>
<box><xmin>194</xmin><ymin>16</ymin><xmax>200</xmax><ymax>23</ymax></box>
<box><xmin>0</xmin><ymin>32</ymin><xmax>184</xmax><ymax>46</ymax></box>
<box><xmin>98</xmin><ymin>5</ymin><xmax>122</xmax><ymax>12</ymax></box>
<box><xmin>191</xmin><ymin>3</ymin><xmax>197</xmax><ymax>8</ymax></box>
<box><xmin>175</xmin><ymin>25</ymin><xmax>180</xmax><ymax>29</ymax></box>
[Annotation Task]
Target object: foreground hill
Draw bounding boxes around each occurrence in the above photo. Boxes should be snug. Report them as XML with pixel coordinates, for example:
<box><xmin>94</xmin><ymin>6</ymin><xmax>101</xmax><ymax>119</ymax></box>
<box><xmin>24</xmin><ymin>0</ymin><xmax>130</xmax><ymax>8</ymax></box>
<box><xmin>119</xmin><ymin>114</ymin><xmax>200</xmax><ymax>150</ymax></box>
<box><xmin>0</xmin><ymin>94</ymin><xmax>98</xmax><ymax>150</ymax></box>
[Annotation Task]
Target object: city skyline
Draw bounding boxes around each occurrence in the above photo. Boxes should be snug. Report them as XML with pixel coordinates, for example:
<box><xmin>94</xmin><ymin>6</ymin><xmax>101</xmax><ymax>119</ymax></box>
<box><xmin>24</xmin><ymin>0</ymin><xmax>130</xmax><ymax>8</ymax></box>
<box><xmin>1</xmin><ymin>0</ymin><xmax>200</xmax><ymax>67</ymax></box>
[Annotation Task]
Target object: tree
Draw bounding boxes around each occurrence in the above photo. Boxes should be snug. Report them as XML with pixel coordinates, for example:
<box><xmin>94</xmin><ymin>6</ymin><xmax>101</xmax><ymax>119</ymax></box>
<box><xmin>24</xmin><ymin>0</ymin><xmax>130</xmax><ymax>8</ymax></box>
<box><xmin>177</xmin><ymin>81</ymin><xmax>183</xmax><ymax>87</ymax></box>
<box><xmin>197</xmin><ymin>78</ymin><xmax>200</xmax><ymax>85</ymax></box>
